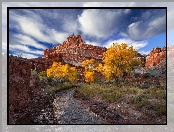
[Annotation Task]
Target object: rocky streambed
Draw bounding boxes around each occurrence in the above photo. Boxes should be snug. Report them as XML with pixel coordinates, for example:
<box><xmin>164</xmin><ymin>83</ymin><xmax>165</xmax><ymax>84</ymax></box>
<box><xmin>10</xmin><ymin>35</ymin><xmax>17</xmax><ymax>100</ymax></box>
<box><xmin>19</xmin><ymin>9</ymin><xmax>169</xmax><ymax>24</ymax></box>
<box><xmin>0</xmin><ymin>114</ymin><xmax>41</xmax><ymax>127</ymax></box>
<box><xmin>34</xmin><ymin>87</ymin><xmax>107</xmax><ymax>124</ymax></box>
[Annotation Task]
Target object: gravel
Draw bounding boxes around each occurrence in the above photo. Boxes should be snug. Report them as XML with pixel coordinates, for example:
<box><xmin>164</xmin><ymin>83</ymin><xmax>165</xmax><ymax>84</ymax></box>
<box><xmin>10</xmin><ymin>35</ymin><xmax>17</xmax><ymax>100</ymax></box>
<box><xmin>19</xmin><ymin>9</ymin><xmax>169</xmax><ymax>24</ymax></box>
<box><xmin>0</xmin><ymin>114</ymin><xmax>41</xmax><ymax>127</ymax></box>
<box><xmin>52</xmin><ymin>87</ymin><xmax>107</xmax><ymax>124</ymax></box>
<box><xmin>34</xmin><ymin>87</ymin><xmax>107</xmax><ymax>124</ymax></box>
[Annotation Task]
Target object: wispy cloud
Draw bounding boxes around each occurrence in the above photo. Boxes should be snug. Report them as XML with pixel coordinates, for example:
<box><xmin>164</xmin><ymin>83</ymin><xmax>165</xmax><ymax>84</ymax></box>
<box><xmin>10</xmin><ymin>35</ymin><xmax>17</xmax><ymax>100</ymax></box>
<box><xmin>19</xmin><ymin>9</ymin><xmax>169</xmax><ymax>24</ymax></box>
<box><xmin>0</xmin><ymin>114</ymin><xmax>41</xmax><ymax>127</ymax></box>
<box><xmin>51</xmin><ymin>30</ymin><xmax>69</xmax><ymax>44</ymax></box>
<box><xmin>127</xmin><ymin>10</ymin><xmax>166</xmax><ymax>40</ymax></box>
<box><xmin>2</xmin><ymin>2</ymin><xmax>169</xmax><ymax>59</ymax></box>
<box><xmin>85</xmin><ymin>40</ymin><xmax>99</xmax><ymax>46</ymax></box>
<box><xmin>139</xmin><ymin>50</ymin><xmax>151</xmax><ymax>55</ymax></box>
<box><xmin>78</xmin><ymin>9</ymin><xmax>124</xmax><ymax>38</ymax></box>
<box><xmin>11</xmin><ymin>16</ymin><xmax>54</xmax><ymax>44</ymax></box>
<box><xmin>10</xmin><ymin>34</ymin><xmax>47</xmax><ymax>50</ymax></box>
<box><xmin>9</xmin><ymin>10</ymin><xmax>70</xmax><ymax>45</ymax></box>
<box><xmin>13</xmin><ymin>52</ymin><xmax>40</xmax><ymax>59</ymax></box>
<box><xmin>9</xmin><ymin>44</ymin><xmax>43</xmax><ymax>55</ymax></box>
<box><xmin>104</xmin><ymin>38</ymin><xmax>148</xmax><ymax>50</ymax></box>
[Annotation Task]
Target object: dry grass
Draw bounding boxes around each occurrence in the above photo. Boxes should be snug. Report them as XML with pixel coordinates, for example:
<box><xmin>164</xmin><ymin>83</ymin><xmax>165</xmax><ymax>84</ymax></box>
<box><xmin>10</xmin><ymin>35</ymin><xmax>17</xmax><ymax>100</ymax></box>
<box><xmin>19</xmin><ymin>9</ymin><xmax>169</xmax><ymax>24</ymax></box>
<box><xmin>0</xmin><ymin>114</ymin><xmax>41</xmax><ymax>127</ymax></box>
<box><xmin>76</xmin><ymin>77</ymin><xmax>166</xmax><ymax>119</ymax></box>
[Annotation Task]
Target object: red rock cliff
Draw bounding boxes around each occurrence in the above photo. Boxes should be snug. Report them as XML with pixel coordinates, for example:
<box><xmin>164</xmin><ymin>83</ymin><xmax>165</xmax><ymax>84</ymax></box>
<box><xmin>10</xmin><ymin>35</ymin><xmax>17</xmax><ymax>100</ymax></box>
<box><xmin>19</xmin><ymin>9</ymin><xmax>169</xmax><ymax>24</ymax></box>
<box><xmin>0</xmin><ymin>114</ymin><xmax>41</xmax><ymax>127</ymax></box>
<box><xmin>9</xmin><ymin>55</ymin><xmax>52</xmax><ymax>124</ymax></box>
<box><xmin>44</xmin><ymin>34</ymin><xmax>107</xmax><ymax>66</ymax></box>
<box><xmin>145</xmin><ymin>46</ymin><xmax>166</xmax><ymax>68</ymax></box>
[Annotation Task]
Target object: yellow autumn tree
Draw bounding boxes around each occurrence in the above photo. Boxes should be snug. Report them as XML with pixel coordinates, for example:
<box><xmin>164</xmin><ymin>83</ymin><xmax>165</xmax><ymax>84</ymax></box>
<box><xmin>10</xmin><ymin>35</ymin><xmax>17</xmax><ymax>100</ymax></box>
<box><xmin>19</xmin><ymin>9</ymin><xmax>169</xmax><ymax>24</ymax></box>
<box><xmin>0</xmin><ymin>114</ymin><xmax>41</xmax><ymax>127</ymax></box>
<box><xmin>84</xmin><ymin>70</ymin><xmax>95</xmax><ymax>83</ymax></box>
<box><xmin>82</xmin><ymin>58</ymin><xmax>99</xmax><ymax>84</ymax></box>
<box><xmin>98</xmin><ymin>42</ymin><xmax>141</xmax><ymax>82</ymax></box>
<box><xmin>66</xmin><ymin>66</ymin><xmax>78</xmax><ymax>83</ymax></box>
<box><xmin>47</xmin><ymin>62</ymin><xmax>63</xmax><ymax>78</ymax></box>
<box><xmin>47</xmin><ymin>62</ymin><xmax>78</xmax><ymax>83</ymax></box>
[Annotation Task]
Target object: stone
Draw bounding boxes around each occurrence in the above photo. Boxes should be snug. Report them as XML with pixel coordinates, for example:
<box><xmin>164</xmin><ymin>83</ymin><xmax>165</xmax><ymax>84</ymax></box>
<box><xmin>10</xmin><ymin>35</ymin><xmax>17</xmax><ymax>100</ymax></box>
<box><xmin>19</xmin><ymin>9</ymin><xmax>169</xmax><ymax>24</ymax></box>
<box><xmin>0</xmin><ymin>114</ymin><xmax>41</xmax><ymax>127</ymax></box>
<box><xmin>141</xmin><ymin>81</ymin><xmax>150</xmax><ymax>89</ymax></box>
<box><xmin>115</xmin><ymin>114</ymin><xmax>120</xmax><ymax>120</ymax></box>
<box><xmin>145</xmin><ymin>46</ymin><xmax>166</xmax><ymax>68</ymax></box>
<box><xmin>9</xmin><ymin>55</ymin><xmax>53</xmax><ymax>124</ymax></box>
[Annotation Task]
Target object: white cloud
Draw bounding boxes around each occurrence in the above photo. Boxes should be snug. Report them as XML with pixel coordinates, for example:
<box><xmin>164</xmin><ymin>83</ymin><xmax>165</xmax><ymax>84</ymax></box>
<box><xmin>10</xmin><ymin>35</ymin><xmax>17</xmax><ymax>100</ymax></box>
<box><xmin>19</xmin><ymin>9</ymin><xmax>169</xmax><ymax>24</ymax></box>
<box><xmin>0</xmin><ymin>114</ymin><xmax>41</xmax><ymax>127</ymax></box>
<box><xmin>9</xmin><ymin>44</ymin><xmax>43</xmax><ymax>55</ymax></box>
<box><xmin>12</xmin><ymin>34</ymin><xmax>47</xmax><ymax>49</ymax></box>
<box><xmin>78</xmin><ymin>9</ymin><xmax>121</xmax><ymax>38</ymax></box>
<box><xmin>149</xmin><ymin>16</ymin><xmax>166</xmax><ymax>27</ymax></box>
<box><xmin>51</xmin><ymin>30</ymin><xmax>69</xmax><ymax>44</ymax></box>
<box><xmin>139</xmin><ymin>50</ymin><xmax>151</xmax><ymax>55</ymax></box>
<box><xmin>85</xmin><ymin>41</ymin><xmax>99</xmax><ymax>46</ymax></box>
<box><xmin>13</xmin><ymin>53</ymin><xmax>39</xmax><ymax>59</ymax></box>
<box><xmin>17</xmin><ymin>17</ymin><xmax>54</xmax><ymax>43</ymax></box>
<box><xmin>9</xmin><ymin>10</ymin><xmax>76</xmax><ymax>46</ymax></box>
<box><xmin>62</xmin><ymin>17</ymin><xmax>79</xmax><ymax>34</ymax></box>
<box><xmin>124</xmin><ymin>9</ymin><xmax>131</xmax><ymax>14</ymax></box>
<box><xmin>128</xmin><ymin>13</ymin><xmax>166</xmax><ymax>40</ymax></box>
<box><xmin>128</xmin><ymin>21</ymin><xmax>143</xmax><ymax>40</ymax></box>
<box><xmin>10</xmin><ymin>44</ymin><xmax>30</xmax><ymax>52</ymax></box>
<box><xmin>10</xmin><ymin>10</ymin><xmax>65</xmax><ymax>45</ymax></box>
<box><xmin>104</xmin><ymin>38</ymin><xmax>148</xmax><ymax>50</ymax></box>
<box><xmin>2</xmin><ymin>2</ymin><xmax>173</xmax><ymax>57</ymax></box>
<box><xmin>119</xmin><ymin>32</ymin><xmax>128</xmax><ymax>37</ymax></box>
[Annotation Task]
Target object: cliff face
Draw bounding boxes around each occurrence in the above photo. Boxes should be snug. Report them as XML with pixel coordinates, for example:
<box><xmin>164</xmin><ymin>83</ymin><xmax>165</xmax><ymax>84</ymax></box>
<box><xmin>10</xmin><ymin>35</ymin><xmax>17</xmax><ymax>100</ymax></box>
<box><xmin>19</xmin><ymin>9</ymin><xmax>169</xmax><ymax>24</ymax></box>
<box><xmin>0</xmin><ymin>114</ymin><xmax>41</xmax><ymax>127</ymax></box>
<box><xmin>29</xmin><ymin>34</ymin><xmax>107</xmax><ymax>74</ymax></box>
<box><xmin>44</xmin><ymin>34</ymin><xmax>107</xmax><ymax>66</ymax></box>
<box><xmin>9</xmin><ymin>55</ymin><xmax>52</xmax><ymax>124</ymax></box>
<box><xmin>28</xmin><ymin>57</ymin><xmax>53</xmax><ymax>74</ymax></box>
<box><xmin>145</xmin><ymin>46</ymin><xmax>166</xmax><ymax>68</ymax></box>
<box><xmin>21</xmin><ymin>34</ymin><xmax>166</xmax><ymax>75</ymax></box>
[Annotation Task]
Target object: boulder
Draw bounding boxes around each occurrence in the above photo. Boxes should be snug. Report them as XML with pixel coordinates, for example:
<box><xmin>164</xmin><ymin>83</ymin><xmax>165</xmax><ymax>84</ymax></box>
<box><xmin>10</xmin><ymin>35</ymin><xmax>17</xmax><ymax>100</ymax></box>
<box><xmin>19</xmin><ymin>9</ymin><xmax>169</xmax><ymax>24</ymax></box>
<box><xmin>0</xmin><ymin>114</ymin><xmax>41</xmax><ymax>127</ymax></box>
<box><xmin>145</xmin><ymin>46</ymin><xmax>166</xmax><ymax>68</ymax></box>
<box><xmin>141</xmin><ymin>81</ymin><xmax>150</xmax><ymax>89</ymax></box>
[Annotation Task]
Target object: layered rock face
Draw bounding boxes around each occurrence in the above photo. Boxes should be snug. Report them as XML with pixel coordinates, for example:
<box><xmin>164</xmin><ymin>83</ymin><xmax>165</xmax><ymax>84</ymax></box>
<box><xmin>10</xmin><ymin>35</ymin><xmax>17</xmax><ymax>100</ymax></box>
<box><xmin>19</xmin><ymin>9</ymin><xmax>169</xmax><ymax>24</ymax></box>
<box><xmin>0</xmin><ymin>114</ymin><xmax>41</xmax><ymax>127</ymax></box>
<box><xmin>145</xmin><ymin>46</ymin><xmax>166</xmax><ymax>68</ymax></box>
<box><xmin>44</xmin><ymin>34</ymin><xmax>107</xmax><ymax>66</ymax></box>
<box><xmin>14</xmin><ymin>34</ymin><xmax>166</xmax><ymax>77</ymax></box>
<box><xmin>9</xmin><ymin>56</ymin><xmax>31</xmax><ymax>123</ymax></box>
<box><xmin>28</xmin><ymin>34</ymin><xmax>107</xmax><ymax>74</ymax></box>
<box><xmin>28</xmin><ymin>57</ymin><xmax>53</xmax><ymax>74</ymax></box>
<box><xmin>9</xmin><ymin>55</ymin><xmax>52</xmax><ymax>124</ymax></box>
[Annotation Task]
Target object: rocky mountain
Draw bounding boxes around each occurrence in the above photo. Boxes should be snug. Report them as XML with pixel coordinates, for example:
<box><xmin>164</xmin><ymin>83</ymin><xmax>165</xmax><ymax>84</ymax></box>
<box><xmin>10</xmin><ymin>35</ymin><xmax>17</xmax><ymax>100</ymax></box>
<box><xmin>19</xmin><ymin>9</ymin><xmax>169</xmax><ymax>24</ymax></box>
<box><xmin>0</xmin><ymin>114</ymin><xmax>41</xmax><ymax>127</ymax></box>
<box><xmin>44</xmin><ymin>34</ymin><xmax>107</xmax><ymax>65</ymax></box>
<box><xmin>145</xmin><ymin>46</ymin><xmax>166</xmax><ymax>74</ymax></box>
<box><xmin>12</xmin><ymin>34</ymin><xmax>166</xmax><ymax>75</ymax></box>
<box><xmin>9</xmin><ymin>55</ymin><xmax>53</xmax><ymax>124</ymax></box>
<box><xmin>29</xmin><ymin>34</ymin><xmax>107</xmax><ymax>73</ymax></box>
<box><xmin>145</xmin><ymin>46</ymin><xmax>166</xmax><ymax>68</ymax></box>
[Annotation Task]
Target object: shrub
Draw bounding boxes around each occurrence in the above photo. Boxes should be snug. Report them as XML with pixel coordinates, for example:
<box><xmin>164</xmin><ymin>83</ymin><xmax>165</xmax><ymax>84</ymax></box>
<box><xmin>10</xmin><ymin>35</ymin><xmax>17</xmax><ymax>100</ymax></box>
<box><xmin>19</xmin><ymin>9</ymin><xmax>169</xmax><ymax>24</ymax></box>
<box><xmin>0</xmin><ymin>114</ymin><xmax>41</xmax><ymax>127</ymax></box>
<box><xmin>31</xmin><ymin>69</ymin><xmax>38</xmax><ymax>76</ymax></box>
<box><xmin>39</xmin><ymin>71</ymin><xmax>47</xmax><ymax>77</ymax></box>
<box><xmin>135</xmin><ymin>99</ymin><xmax>148</xmax><ymax>110</ymax></box>
<box><xmin>142</xmin><ymin>73</ymin><xmax>151</xmax><ymax>78</ymax></box>
<box><xmin>129</xmin><ymin>95</ymin><xmax>143</xmax><ymax>104</ymax></box>
<box><xmin>45</xmin><ymin>82</ymin><xmax>73</xmax><ymax>96</ymax></box>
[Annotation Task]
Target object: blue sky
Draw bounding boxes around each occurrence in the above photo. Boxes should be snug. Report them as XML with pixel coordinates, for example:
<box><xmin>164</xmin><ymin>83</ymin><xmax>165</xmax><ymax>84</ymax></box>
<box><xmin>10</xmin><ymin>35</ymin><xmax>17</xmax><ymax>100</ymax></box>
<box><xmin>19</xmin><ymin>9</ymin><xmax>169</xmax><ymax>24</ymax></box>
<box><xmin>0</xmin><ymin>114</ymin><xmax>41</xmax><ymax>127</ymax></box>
<box><xmin>7</xmin><ymin>7</ymin><xmax>166</xmax><ymax>59</ymax></box>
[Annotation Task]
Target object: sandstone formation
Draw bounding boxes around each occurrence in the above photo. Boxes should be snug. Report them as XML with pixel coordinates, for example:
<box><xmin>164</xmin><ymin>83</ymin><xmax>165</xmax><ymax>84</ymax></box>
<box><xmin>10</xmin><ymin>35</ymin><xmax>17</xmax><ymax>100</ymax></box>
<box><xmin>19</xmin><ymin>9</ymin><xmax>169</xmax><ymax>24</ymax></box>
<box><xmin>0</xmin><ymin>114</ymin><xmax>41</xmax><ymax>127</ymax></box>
<box><xmin>44</xmin><ymin>34</ymin><xmax>107</xmax><ymax>65</ymax></box>
<box><xmin>9</xmin><ymin>56</ymin><xmax>31</xmax><ymax>119</ymax></box>
<box><xmin>9</xmin><ymin>55</ymin><xmax>53</xmax><ymax>124</ymax></box>
<box><xmin>28</xmin><ymin>34</ymin><xmax>107</xmax><ymax>77</ymax></box>
<box><xmin>145</xmin><ymin>46</ymin><xmax>166</xmax><ymax>68</ymax></box>
<box><xmin>28</xmin><ymin>57</ymin><xmax>53</xmax><ymax>74</ymax></box>
<box><xmin>10</xmin><ymin>34</ymin><xmax>167</xmax><ymax>77</ymax></box>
